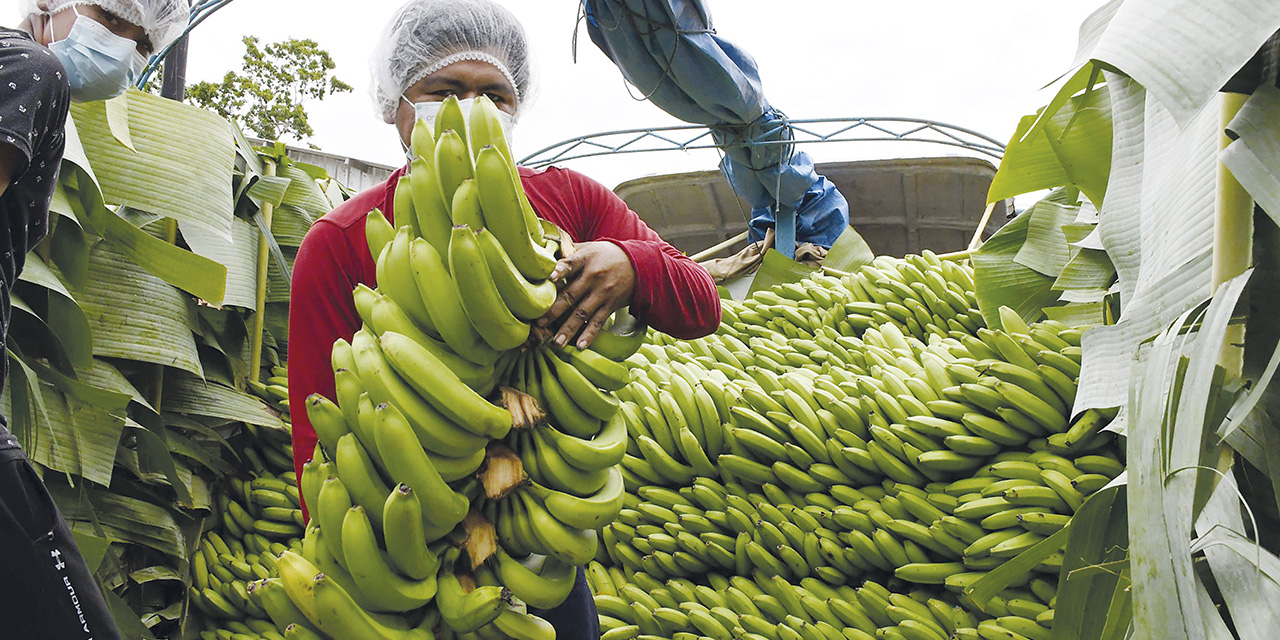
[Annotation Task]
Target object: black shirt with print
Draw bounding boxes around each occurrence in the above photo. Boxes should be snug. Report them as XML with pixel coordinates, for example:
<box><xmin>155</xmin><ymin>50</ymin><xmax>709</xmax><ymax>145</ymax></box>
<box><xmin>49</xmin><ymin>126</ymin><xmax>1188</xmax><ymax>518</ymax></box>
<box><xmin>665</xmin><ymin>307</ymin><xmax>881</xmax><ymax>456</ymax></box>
<box><xmin>0</xmin><ymin>27</ymin><xmax>70</xmax><ymax>399</ymax></box>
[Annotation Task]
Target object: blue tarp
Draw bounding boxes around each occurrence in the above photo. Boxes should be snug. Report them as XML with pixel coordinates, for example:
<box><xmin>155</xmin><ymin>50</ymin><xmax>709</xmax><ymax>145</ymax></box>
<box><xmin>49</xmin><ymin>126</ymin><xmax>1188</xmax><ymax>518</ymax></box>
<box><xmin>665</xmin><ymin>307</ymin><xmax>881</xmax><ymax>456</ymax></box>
<box><xmin>582</xmin><ymin>0</ymin><xmax>850</xmax><ymax>253</ymax></box>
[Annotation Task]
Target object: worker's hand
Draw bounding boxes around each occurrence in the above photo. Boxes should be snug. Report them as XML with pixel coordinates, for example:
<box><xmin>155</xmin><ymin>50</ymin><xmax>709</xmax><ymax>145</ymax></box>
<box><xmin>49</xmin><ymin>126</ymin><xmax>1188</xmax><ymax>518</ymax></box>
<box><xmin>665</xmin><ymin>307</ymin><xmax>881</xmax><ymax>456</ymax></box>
<box><xmin>537</xmin><ymin>241</ymin><xmax>636</xmax><ymax>349</ymax></box>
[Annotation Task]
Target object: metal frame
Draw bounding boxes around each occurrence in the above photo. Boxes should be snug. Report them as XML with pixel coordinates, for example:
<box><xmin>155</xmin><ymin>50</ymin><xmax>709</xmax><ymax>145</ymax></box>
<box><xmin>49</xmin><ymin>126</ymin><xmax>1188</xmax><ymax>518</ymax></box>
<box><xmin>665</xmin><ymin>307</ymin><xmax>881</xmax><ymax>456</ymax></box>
<box><xmin>135</xmin><ymin>0</ymin><xmax>239</xmax><ymax>89</ymax></box>
<box><xmin>518</xmin><ymin>117</ymin><xmax>1006</xmax><ymax>168</ymax></box>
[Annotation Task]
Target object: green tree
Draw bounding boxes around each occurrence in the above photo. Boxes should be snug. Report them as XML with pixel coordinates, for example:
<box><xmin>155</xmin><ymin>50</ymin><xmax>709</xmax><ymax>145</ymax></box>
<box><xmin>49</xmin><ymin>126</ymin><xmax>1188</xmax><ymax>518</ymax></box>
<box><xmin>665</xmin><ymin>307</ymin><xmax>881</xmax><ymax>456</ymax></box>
<box><xmin>188</xmin><ymin>36</ymin><xmax>353</xmax><ymax>143</ymax></box>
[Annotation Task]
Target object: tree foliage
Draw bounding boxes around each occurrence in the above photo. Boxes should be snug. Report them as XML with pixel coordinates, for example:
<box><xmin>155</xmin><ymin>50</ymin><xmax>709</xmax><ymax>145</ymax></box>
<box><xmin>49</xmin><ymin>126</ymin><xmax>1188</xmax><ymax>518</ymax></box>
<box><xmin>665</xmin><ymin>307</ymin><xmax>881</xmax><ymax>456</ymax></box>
<box><xmin>188</xmin><ymin>36</ymin><xmax>352</xmax><ymax>142</ymax></box>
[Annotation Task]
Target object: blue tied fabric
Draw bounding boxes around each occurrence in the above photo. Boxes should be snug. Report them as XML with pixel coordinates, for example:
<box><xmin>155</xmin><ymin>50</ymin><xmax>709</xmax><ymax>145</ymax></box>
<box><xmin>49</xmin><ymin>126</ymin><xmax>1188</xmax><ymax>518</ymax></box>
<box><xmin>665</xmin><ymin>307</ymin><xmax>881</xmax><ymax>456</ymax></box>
<box><xmin>583</xmin><ymin>0</ymin><xmax>849</xmax><ymax>252</ymax></box>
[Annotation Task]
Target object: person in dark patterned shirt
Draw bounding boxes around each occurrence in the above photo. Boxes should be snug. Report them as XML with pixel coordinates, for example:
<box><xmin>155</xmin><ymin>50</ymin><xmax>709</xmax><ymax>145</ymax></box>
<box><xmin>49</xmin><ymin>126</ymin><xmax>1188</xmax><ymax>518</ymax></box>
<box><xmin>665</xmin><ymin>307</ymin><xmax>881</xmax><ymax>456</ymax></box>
<box><xmin>2</xmin><ymin>2</ymin><xmax>187</xmax><ymax>638</ymax></box>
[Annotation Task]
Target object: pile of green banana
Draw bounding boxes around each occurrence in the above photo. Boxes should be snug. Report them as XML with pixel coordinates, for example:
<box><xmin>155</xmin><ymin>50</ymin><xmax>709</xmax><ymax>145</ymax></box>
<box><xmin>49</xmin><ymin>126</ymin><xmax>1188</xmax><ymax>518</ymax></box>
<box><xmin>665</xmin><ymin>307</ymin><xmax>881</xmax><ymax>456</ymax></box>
<box><xmin>248</xmin><ymin>365</ymin><xmax>293</xmax><ymax>418</ymax></box>
<box><xmin>190</xmin><ymin>416</ymin><xmax>308</xmax><ymax>640</ymax></box>
<box><xmin>254</xmin><ymin>95</ymin><xmax>641</xmax><ymax>640</ymax></box>
<box><xmin>587</xmin><ymin>253</ymin><xmax>1122</xmax><ymax>640</ymax></box>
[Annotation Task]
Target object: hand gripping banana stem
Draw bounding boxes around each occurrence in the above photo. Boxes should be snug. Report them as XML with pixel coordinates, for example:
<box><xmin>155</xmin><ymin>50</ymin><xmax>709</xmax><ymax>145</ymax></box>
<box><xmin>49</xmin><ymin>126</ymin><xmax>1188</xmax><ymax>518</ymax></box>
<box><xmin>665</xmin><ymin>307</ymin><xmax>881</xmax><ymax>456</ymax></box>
<box><xmin>408</xmin><ymin>237</ymin><xmax>500</xmax><ymax>366</ymax></box>
<box><xmin>474</xmin><ymin>146</ymin><xmax>556</xmax><ymax>280</ymax></box>
<box><xmin>378</xmin><ymin>331</ymin><xmax>511</xmax><ymax>438</ymax></box>
<box><xmin>373</xmin><ymin>402</ymin><xmax>470</xmax><ymax>535</ymax></box>
<box><xmin>448</xmin><ymin>225</ymin><xmax>532</xmax><ymax>351</ymax></box>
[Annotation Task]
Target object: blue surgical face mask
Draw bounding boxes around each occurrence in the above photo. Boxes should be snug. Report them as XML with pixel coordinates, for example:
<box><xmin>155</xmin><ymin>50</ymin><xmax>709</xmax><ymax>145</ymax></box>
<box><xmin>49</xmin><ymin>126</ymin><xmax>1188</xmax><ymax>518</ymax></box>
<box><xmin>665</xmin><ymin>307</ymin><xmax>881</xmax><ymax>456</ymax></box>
<box><xmin>48</xmin><ymin>9</ymin><xmax>146</xmax><ymax>102</ymax></box>
<box><xmin>400</xmin><ymin>96</ymin><xmax>516</xmax><ymax>161</ymax></box>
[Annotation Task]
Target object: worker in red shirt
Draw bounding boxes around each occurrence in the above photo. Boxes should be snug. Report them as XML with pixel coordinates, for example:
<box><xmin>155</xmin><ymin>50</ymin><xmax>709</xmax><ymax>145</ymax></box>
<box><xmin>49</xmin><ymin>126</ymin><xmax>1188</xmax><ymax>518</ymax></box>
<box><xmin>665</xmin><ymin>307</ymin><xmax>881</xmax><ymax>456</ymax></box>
<box><xmin>287</xmin><ymin>0</ymin><xmax>720</xmax><ymax>635</ymax></box>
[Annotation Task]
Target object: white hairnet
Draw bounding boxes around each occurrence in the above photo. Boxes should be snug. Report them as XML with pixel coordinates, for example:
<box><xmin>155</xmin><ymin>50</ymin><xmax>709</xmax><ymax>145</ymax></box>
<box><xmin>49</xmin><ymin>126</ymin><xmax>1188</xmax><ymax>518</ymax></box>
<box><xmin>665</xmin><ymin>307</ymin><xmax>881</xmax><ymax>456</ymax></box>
<box><xmin>370</xmin><ymin>0</ymin><xmax>534</xmax><ymax>124</ymax></box>
<box><xmin>22</xmin><ymin>0</ymin><xmax>191</xmax><ymax>53</ymax></box>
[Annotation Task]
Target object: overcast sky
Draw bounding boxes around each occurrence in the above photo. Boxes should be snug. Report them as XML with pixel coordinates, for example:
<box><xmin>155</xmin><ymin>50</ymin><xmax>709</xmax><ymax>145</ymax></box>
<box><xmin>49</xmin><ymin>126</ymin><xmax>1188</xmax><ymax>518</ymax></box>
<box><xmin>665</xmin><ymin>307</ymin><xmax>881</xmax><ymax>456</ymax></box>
<box><xmin>12</xmin><ymin>0</ymin><xmax>1106</xmax><ymax>188</ymax></box>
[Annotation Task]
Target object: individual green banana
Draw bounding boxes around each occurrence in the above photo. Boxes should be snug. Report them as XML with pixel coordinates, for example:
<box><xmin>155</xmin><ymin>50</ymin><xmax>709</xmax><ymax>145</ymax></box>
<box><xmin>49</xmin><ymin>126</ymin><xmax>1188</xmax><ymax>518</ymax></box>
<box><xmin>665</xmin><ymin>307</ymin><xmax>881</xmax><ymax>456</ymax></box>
<box><xmin>539</xmin><ymin>411</ymin><xmax>627</xmax><ymax>471</ymax></box>
<box><xmin>341</xmin><ymin>505</ymin><xmax>437</xmax><ymax>612</ymax></box>
<box><xmin>408</xmin><ymin>236</ymin><xmax>499</xmax><ymax>365</ymax></box>
<box><xmin>519</xmin><ymin>490</ymin><xmax>599</xmax><ymax>566</ymax></box>
<box><xmin>379</xmin><ymin>331</ymin><xmax>511</xmax><ymax>438</ymax></box>
<box><xmin>491</xmin><ymin>605</ymin><xmax>556</xmax><ymax>640</ymax></box>
<box><xmin>474</xmin><ymin>146</ymin><xmax>556</xmax><ymax>280</ymax></box>
<box><xmin>475</xmin><ymin>227</ymin><xmax>557</xmax><ymax>321</ymax></box>
<box><xmin>351</xmin><ymin>329</ymin><xmax>488</xmax><ymax>457</ymax></box>
<box><xmin>249</xmin><ymin>578</ymin><xmax>319</xmax><ymax>635</ymax></box>
<box><xmin>304</xmin><ymin>393</ymin><xmax>349</xmax><ymax>460</ymax></box>
<box><xmin>382</xmin><ymin>484</ymin><xmax>440</xmax><ymax>580</ymax></box>
<box><xmin>555</xmin><ymin>344</ymin><xmax>632</xmax><ymax>391</ymax></box>
<box><xmin>309</xmin><ymin>572</ymin><xmax>433</xmax><ymax>640</ymax></box>
<box><xmin>410</xmin><ymin>154</ymin><xmax>454</xmax><ymax>253</ymax></box>
<box><xmin>542</xmin><ymin>347</ymin><xmax>620</xmax><ymax>421</ymax></box>
<box><xmin>391</xmin><ymin>174</ymin><xmax>421</xmax><ymax>240</ymax></box>
<box><xmin>450</xmin><ymin>224</ymin><xmax>532</xmax><ymax>350</ymax></box>
<box><xmin>493</xmin><ymin>547</ymin><xmax>577</xmax><ymax>609</ymax></box>
<box><xmin>373</xmin><ymin>401</ymin><xmax>469</xmax><ymax>536</ymax></box>
<box><xmin>467</xmin><ymin>95</ymin><xmax>513</xmax><ymax>164</ymax></box>
<box><xmin>365</xmin><ymin>208</ymin><xmax>396</xmax><ymax>261</ymax></box>
<box><xmin>377</xmin><ymin>226</ymin><xmax>437</xmax><ymax>332</ymax></box>
<box><xmin>314</xmin><ymin>475</ymin><xmax>353</xmax><ymax>568</ymax></box>
<box><xmin>433</xmin><ymin>95</ymin><xmax>469</xmax><ymax>141</ymax></box>
<box><xmin>333</xmin><ymin>433</ymin><xmax>390</xmax><ymax>530</ymax></box>
<box><xmin>587</xmin><ymin>310</ymin><xmax>648</xmax><ymax>362</ymax></box>
<box><xmin>436</xmin><ymin>550</ymin><xmax>508</xmax><ymax>633</ymax></box>
<box><xmin>524</xmin><ymin>466</ymin><xmax>625</xmax><ymax>530</ymax></box>
<box><xmin>435</xmin><ymin>128</ymin><xmax>474</xmax><ymax>209</ymax></box>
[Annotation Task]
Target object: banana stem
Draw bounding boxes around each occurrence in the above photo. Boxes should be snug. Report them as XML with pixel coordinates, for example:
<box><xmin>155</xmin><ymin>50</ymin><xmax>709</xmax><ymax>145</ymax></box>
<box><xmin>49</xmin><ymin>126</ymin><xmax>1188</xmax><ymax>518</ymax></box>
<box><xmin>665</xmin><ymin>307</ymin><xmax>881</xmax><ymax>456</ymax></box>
<box><xmin>937</xmin><ymin>249</ymin><xmax>974</xmax><ymax>262</ymax></box>
<box><xmin>248</xmin><ymin>160</ymin><xmax>278</xmax><ymax>385</ymax></box>
<box><xmin>691</xmin><ymin>231</ymin><xmax>750</xmax><ymax>262</ymax></box>
<box><xmin>151</xmin><ymin>217</ymin><xmax>180</xmax><ymax>410</ymax></box>
<box><xmin>967</xmin><ymin>202</ymin><xmax>998</xmax><ymax>251</ymax></box>
<box><xmin>1214</xmin><ymin>92</ymin><xmax>1252</xmax><ymax>380</ymax></box>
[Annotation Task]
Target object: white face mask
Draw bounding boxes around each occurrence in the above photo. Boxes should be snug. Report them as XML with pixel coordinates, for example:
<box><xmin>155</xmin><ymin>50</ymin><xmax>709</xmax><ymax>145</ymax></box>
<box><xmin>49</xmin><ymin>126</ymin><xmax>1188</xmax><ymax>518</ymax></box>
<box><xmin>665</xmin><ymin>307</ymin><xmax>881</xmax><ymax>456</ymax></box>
<box><xmin>401</xmin><ymin>96</ymin><xmax>516</xmax><ymax>160</ymax></box>
<box><xmin>48</xmin><ymin>8</ymin><xmax>146</xmax><ymax>102</ymax></box>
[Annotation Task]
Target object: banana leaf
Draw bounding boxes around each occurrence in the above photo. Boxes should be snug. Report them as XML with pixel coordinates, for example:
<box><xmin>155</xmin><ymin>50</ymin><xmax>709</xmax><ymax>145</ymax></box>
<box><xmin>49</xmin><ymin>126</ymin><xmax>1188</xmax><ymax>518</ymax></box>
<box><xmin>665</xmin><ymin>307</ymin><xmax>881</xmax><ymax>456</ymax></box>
<box><xmin>180</xmin><ymin>217</ymin><xmax>260</xmax><ymax>310</ymax></box>
<box><xmin>989</xmin><ymin>87</ymin><xmax>1113</xmax><ymax>206</ymax></box>
<box><xmin>162</xmin><ymin>370</ymin><xmax>286</xmax><ymax>430</ymax></box>
<box><xmin>746</xmin><ymin>249</ymin><xmax>819</xmax><ymax>296</ymax></box>
<box><xmin>1015</xmin><ymin>192</ymin><xmax>1082</xmax><ymax>277</ymax></box>
<box><xmin>17</xmin><ymin>253</ymin><xmax>92</xmax><ymax>367</ymax></box>
<box><xmin>278</xmin><ymin>162</ymin><xmax>331</xmax><ymax>221</ymax></box>
<box><xmin>59</xmin><ymin>117</ymin><xmax>227</xmax><ymax>305</ymax></box>
<box><xmin>48</xmin><ymin>483</ymin><xmax>187</xmax><ymax>562</ymax></box>
<box><xmin>72</xmin><ymin>240</ymin><xmax>203</xmax><ymax>377</ymax></box>
<box><xmin>69</xmin><ymin>90</ymin><xmax>235</xmax><ymax>240</ymax></box>
<box><xmin>1221</xmin><ymin>85</ymin><xmax>1280</xmax><ymax>226</ymax></box>
<box><xmin>1072</xmin><ymin>0</ymin><xmax>1280</xmax><ymax>127</ymax></box>
<box><xmin>823</xmin><ymin>226</ymin><xmax>875</xmax><ymax>273</ymax></box>
<box><xmin>19</xmin><ymin>378</ymin><xmax>125</xmax><ymax>487</ymax></box>
<box><xmin>972</xmin><ymin>206</ymin><xmax>1061</xmax><ymax>327</ymax></box>
<box><xmin>270</xmin><ymin>205</ymin><xmax>316</xmax><ymax>248</ymax></box>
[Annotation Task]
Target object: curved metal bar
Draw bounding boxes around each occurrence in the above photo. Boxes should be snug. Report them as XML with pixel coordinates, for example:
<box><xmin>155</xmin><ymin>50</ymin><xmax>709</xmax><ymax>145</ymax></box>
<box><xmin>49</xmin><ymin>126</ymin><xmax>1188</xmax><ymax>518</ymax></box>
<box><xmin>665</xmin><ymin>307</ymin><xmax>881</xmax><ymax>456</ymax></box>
<box><xmin>134</xmin><ymin>0</ymin><xmax>238</xmax><ymax>89</ymax></box>
<box><xmin>518</xmin><ymin>117</ymin><xmax>1006</xmax><ymax>168</ymax></box>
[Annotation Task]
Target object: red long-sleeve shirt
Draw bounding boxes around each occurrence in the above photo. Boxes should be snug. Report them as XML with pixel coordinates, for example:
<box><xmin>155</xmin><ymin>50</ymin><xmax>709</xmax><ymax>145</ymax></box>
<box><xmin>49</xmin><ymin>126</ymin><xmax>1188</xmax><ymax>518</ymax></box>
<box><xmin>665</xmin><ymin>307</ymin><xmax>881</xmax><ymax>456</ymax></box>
<box><xmin>287</xmin><ymin>165</ymin><xmax>720</xmax><ymax>500</ymax></box>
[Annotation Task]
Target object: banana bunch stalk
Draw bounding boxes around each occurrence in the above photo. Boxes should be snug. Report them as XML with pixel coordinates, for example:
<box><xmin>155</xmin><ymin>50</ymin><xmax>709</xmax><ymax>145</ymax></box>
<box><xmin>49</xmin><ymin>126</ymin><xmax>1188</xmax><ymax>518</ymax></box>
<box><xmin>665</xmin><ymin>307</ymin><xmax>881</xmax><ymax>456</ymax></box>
<box><xmin>191</xmin><ymin>413</ymin><xmax>308</xmax><ymax>640</ymax></box>
<box><xmin>263</xmin><ymin>96</ymin><xmax>641</xmax><ymax>640</ymax></box>
<box><xmin>581</xmin><ymin>254</ymin><xmax>1120</xmax><ymax>640</ymax></box>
